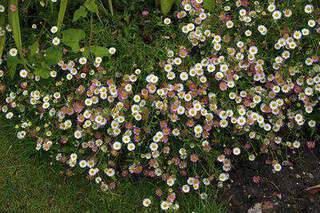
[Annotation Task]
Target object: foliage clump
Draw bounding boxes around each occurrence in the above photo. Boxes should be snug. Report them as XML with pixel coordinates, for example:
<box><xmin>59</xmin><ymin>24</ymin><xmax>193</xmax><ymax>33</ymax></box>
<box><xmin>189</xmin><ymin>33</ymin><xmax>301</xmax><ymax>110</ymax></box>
<box><xmin>0</xmin><ymin>0</ymin><xmax>319</xmax><ymax>211</ymax></box>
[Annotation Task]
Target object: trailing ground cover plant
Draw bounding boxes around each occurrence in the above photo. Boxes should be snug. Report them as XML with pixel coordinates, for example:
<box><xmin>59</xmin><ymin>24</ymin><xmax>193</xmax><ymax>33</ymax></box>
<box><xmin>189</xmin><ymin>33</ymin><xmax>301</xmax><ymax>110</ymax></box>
<box><xmin>0</xmin><ymin>0</ymin><xmax>319</xmax><ymax>211</ymax></box>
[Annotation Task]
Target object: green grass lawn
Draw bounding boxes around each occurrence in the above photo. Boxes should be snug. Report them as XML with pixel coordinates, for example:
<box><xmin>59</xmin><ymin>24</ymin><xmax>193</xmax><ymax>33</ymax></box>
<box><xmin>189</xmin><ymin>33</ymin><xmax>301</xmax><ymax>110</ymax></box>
<box><xmin>0</xmin><ymin>124</ymin><xmax>225</xmax><ymax>212</ymax></box>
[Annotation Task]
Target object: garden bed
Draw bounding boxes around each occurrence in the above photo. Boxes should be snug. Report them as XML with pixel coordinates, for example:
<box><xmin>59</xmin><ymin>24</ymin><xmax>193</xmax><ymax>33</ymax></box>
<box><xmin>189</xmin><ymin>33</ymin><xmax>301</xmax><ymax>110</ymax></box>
<box><xmin>0</xmin><ymin>0</ymin><xmax>319</xmax><ymax>212</ymax></box>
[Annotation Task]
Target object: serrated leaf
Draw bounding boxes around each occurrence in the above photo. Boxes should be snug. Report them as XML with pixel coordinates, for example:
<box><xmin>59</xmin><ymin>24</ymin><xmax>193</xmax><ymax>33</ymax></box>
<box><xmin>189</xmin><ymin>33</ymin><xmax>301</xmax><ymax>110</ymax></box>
<box><xmin>73</xmin><ymin>6</ymin><xmax>87</xmax><ymax>22</ymax></box>
<box><xmin>29</xmin><ymin>41</ymin><xmax>39</xmax><ymax>56</ymax></box>
<box><xmin>34</xmin><ymin>67</ymin><xmax>50</xmax><ymax>79</ymax></box>
<box><xmin>91</xmin><ymin>45</ymin><xmax>109</xmax><ymax>57</ymax></box>
<box><xmin>84</xmin><ymin>0</ymin><xmax>98</xmax><ymax>13</ymax></box>
<box><xmin>7</xmin><ymin>55</ymin><xmax>19</xmax><ymax>79</ymax></box>
<box><xmin>45</xmin><ymin>47</ymin><xmax>62</xmax><ymax>65</ymax></box>
<box><xmin>61</xmin><ymin>29</ymin><xmax>86</xmax><ymax>52</ymax></box>
<box><xmin>160</xmin><ymin>0</ymin><xmax>174</xmax><ymax>15</ymax></box>
<box><xmin>203</xmin><ymin>0</ymin><xmax>214</xmax><ymax>11</ymax></box>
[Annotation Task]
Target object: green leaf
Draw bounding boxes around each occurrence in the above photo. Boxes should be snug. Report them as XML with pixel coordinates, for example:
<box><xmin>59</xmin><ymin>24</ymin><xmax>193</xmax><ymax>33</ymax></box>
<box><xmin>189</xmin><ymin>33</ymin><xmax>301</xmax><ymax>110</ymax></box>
<box><xmin>7</xmin><ymin>55</ymin><xmax>19</xmax><ymax>79</ymax></box>
<box><xmin>45</xmin><ymin>47</ymin><xmax>62</xmax><ymax>65</ymax></box>
<box><xmin>160</xmin><ymin>0</ymin><xmax>174</xmax><ymax>15</ymax></box>
<box><xmin>108</xmin><ymin>0</ymin><xmax>114</xmax><ymax>16</ymax></box>
<box><xmin>91</xmin><ymin>45</ymin><xmax>109</xmax><ymax>57</ymax></box>
<box><xmin>84</xmin><ymin>0</ymin><xmax>98</xmax><ymax>13</ymax></box>
<box><xmin>72</xmin><ymin>6</ymin><xmax>87</xmax><ymax>22</ymax></box>
<box><xmin>0</xmin><ymin>5</ymin><xmax>6</xmax><ymax>59</ymax></box>
<box><xmin>57</xmin><ymin>0</ymin><xmax>68</xmax><ymax>30</ymax></box>
<box><xmin>0</xmin><ymin>34</ymin><xmax>5</xmax><ymax>59</ymax></box>
<box><xmin>8</xmin><ymin>0</ymin><xmax>23</xmax><ymax>58</ymax></box>
<box><xmin>29</xmin><ymin>41</ymin><xmax>39</xmax><ymax>56</ymax></box>
<box><xmin>82</xmin><ymin>47</ymin><xmax>90</xmax><ymax>58</ymax></box>
<box><xmin>34</xmin><ymin>67</ymin><xmax>50</xmax><ymax>79</ymax></box>
<box><xmin>203</xmin><ymin>0</ymin><xmax>215</xmax><ymax>11</ymax></box>
<box><xmin>61</xmin><ymin>29</ymin><xmax>86</xmax><ymax>52</ymax></box>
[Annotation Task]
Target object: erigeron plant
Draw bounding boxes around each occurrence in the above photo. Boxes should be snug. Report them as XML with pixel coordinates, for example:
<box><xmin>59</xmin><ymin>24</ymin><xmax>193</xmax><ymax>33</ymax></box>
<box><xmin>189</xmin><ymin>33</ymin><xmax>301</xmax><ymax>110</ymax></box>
<box><xmin>1</xmin><ymin>0</ymin><xmax>320</xmax><ymax>211</ymax></box>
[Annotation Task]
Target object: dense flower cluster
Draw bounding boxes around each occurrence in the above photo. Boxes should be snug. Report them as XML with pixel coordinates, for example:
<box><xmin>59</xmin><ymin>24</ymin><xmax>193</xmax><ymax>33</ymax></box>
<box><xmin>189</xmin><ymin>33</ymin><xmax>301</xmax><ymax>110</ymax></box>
<box><xmin>1</xmin><ymin>0</ymin><xmax>319</xmax><ymax>210</ymax></box>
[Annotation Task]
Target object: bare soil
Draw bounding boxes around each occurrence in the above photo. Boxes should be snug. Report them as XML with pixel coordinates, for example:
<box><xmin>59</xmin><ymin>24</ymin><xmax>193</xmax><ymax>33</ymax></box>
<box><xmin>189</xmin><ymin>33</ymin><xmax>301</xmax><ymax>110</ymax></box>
<box><xmin>219</xmin><ymin>146</ymin><xmax>320</xmax><ymax>213</ymax></box>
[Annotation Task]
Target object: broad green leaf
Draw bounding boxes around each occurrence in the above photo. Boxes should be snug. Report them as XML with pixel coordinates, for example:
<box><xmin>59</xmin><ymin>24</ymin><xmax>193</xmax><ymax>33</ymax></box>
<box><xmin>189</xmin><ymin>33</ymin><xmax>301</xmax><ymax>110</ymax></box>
<box><xmin>203</xmin><ymin>0</ymin><xmax>214</xmax><ymax>11</ymax></box>
<box><xmin>72</xmin><ymin>6</ymin><xmax>87</xmax><ymax>22</ymax></box>
<box><xmin>84</xmin><ymin>0</ymin><xmax>98</xmax><ymax>13</ymax></box>
<box><xmin>8</xmin><ymin>0</ymin><xmax>23</xmax><ymax>57</ymax></box>
<box><xmin>57</xmin><ymin>0</ymin><xmax>68</xmax><ymax>30</ymax></box>
<box><xmin>61</xmin><ymin>29</ymin><xmax>86</xmax><ymax>52</ymax></box>
<box><xmin>34</xmin><ymin>67</ymin><xmax>50</xmax><ymax>79</ymax></box>
<box><xmin>160</xmin><ymin>0</ymin><xmax>174</xmax><ymax>15</ymax></box>
<box><xmin>45</xmin><ymin>47</ymin><xmax>62</xmax><ymax>65</ymax></box>
<box><xmin>7</xmin><ymin>55</ymin><xmax>19</xmax><ymax>79</ymax></box>
<box><xmin>29</xmin><ymin>41</ymin><xmax>39</xmax><ymax>56</ymax></box>
<box><xmin>91</xmin><ymin>45</ymin><xmax>109</xmax><ymax>57</ymax></box>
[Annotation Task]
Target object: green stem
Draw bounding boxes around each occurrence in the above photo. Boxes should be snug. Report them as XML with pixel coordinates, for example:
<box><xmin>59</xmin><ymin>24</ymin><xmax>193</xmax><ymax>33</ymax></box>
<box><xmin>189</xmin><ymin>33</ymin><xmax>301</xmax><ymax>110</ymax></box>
<box><xmin>98</xmin><ymin>0</ymin><xmax>108</xmax><ymax>17</ymax></box>
<box><xmin>89</xmin><ymin>14</ymin><xmax>93</xmax><ymax>47</ymax></box>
